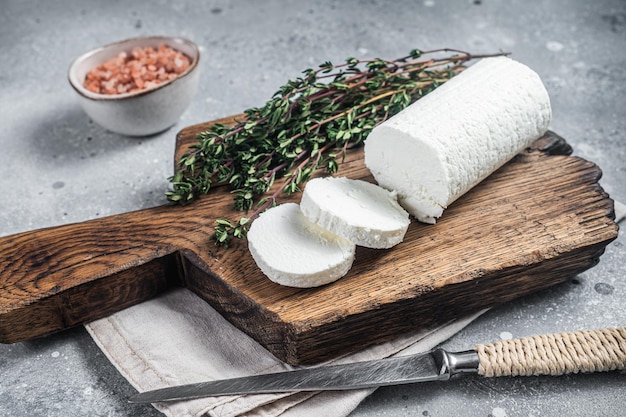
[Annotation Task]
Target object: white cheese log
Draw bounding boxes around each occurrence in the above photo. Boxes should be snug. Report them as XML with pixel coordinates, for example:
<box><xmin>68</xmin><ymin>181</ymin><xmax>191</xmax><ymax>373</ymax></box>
<box><xmin>300</xmin><ymin>177</ymin><xmax>410</xmax><ymax>249</ymax></box>
<box><xmin>247</xmin><ymin>203</ymin><xmax>356</xmax><ymax>288</ymax></box>
<box><xmin>364</xmin><ymin>57</ymin><xmax>552</xmax><ymax>224</ymax></box>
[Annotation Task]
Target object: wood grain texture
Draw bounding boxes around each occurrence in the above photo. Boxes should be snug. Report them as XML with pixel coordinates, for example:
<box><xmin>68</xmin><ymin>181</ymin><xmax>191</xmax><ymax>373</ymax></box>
<box><xmin>0</xmin><ymin>115</ymin><xmax>619</xmax><ymax>365</ymax></box>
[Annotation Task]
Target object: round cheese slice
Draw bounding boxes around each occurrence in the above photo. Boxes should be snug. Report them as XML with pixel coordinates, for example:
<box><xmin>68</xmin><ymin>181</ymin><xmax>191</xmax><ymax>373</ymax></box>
<box><xmin>247</xmin><ymin>203</ymin><xmax>356</xmax><ymax>288</ymax></box>
<box><xmin>364</xmin><ymin>57</ymin><xmax>552</xmax><ymax>224</ymax></box>
<box><xmin>300</xmin><ymin>177</ymin><xmax>410</xmax><ymax>249</ymax></box>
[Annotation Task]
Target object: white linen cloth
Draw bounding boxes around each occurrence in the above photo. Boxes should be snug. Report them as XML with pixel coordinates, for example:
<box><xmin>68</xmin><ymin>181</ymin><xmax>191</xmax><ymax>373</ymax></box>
<box><xmin>85</xmin><ymin>200</ymin><xmax>625</xmax><ymax>417</ymax></box>
<box><xmin>86</xmin><ymin>288</ymin><xmax>484</xmax><ymax>417</ymax></box>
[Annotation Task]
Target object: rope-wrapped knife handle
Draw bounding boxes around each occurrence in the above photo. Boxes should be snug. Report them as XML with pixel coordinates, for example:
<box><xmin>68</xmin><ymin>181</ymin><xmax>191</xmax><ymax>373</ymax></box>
<box><xmin>474</xmin><ymin>327</ymin><xmax>626</xmax><ymax>377</ymax></box>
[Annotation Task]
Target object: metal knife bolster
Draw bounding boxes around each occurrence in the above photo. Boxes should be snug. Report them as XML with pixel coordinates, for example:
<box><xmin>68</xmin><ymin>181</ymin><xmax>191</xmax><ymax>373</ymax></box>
<box><xmin>432</xmin><ymin>348</ymin><xmax>480</xmax><ymax>379</ymax></box>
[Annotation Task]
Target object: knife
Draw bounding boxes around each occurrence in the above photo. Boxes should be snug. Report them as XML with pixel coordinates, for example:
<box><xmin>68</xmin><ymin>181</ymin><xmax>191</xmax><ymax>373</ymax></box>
<box><xmin>128</xmin><ymin>327</ymin><xmax>626</xmax><ymax>403</ymax></box>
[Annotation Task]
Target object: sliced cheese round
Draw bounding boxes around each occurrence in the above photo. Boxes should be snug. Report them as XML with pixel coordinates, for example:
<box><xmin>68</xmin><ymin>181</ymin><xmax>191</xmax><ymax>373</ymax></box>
<box><xmin>300</xmin><ymin>177</ymin><xmax>410</xmax><ymax>249</ymax></box>
<box><xmin>247</xmin><ymin>203</ymin><xmax>356</xmax><ymax>288</ymax></box>
<box><xmin>364</xmin><ymin>56</ymin><xmax>552</xmax><ymax>224</ymax></box>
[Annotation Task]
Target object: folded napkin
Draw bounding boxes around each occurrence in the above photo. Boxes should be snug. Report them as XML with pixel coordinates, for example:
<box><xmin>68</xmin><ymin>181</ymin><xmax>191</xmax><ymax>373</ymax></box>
<box><xmin>86</xmin><ymin>287</ymin><xmax>484</xmax><ymax>417</ymax></box>
<box><xmin>86</xmin><ymin>200</ymin><xmax>625</xmax><ymax>417</ymax></box>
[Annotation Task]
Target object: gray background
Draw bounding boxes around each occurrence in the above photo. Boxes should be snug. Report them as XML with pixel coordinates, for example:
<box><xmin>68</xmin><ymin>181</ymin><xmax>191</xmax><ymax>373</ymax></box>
<box><xmin>1</xmin><ymin>1</ymin><xmax>624</xmax><ymax>416</ymax></box>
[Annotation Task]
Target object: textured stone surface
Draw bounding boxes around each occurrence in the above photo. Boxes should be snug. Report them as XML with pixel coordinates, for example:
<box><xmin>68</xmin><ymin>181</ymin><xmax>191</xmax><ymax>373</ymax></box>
<box><xmin>1</xmin><ymin>0</ymin><xmax>624</xmax><ymax>416</ymax></box>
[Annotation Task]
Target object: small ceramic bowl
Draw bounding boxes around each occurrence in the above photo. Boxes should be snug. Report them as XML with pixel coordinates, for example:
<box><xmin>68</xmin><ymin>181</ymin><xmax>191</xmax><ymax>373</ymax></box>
<box><xmin>68</xmin><ymin>36</ymin><xmax>200</xmax><ymax>136</ymax></box>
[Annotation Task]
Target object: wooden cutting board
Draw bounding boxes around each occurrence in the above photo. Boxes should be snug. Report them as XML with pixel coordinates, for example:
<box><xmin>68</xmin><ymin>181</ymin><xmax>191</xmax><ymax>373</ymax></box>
<box><xmin>0</xmin><ymin>115</ymin><xmax>619</xmax><ymax>365</ymax></box>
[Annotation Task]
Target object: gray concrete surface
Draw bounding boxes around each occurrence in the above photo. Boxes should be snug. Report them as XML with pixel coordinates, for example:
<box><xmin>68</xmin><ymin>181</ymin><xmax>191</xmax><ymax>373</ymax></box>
<box><xmin>1</xmin><ymin>1</ymin><xmax>625</xmax><ymax>416</ymax></box>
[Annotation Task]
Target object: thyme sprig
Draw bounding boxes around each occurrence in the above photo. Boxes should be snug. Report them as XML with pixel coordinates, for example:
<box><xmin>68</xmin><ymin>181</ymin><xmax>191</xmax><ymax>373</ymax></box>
<box><xmin>166</xmin><ymin>48</ymin><xmax>509</xmax><ymax>246</ymax></box>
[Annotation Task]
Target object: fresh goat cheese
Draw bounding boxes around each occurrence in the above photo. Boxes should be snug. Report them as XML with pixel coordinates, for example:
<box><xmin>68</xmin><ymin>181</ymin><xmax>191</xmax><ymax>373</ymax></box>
<box><xmin>300</xmin><ymin>177</ymin><xmax>410</xmax><ymax>249</ymax></box>
<box><xmin>364</xmin><ymin>57</ymin><xmax>552</xmax><ymax>224</ymax></box>
<box><xmin>247</xmin><ymin>203</ymin><xmax>356</xmax><ymax>288</ymax></box>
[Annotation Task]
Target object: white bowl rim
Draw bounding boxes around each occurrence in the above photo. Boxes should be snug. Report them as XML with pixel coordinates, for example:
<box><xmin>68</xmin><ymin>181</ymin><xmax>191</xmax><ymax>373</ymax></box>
<box><xmin>68</xmin><ymin>35</ymin><xmax>200</xmax><ymax>101</ymax></box>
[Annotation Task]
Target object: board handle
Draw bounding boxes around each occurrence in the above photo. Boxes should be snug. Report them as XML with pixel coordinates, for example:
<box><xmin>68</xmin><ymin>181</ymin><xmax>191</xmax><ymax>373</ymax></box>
<box><xmin>0</xmin><ymin>204</ymin><xmax>197</xmax><ymax>344</ymax></box>
<box><xmin>475</xmin><ymin>327</ymin><xmax>626</xmax><ymax>377</ymax></box>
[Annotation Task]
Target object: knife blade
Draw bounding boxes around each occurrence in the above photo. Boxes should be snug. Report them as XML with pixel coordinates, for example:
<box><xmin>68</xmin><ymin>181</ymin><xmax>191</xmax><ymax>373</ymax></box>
<box><xmin>128</xmin><ymin>327</ymin><xmax>626</xmax><ymax>404</ymax></box>
<box><xmin>128</xmin><ymin>348</ymin><xmax>477</xmax><ymax>403</ymax></box>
